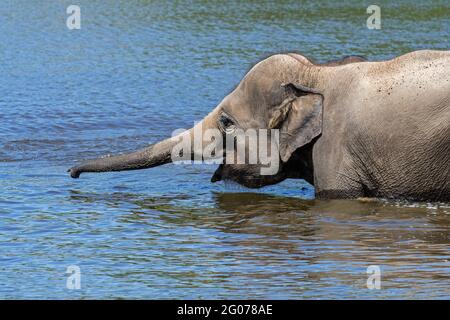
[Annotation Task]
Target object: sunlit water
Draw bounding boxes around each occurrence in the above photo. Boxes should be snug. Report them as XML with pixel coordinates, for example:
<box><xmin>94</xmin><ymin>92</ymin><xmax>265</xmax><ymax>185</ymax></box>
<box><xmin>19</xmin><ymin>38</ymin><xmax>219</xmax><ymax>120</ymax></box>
<box><xmin>0</xmin><ymin>0</ymin><xmax>449</xmax><ymax>299</ymax></box>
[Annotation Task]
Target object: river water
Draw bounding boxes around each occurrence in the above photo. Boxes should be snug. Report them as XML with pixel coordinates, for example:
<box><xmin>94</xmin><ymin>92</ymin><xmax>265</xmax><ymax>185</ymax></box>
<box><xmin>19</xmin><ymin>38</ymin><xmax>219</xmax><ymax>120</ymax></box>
<box><xmin>0</xmin><ymin>0</ymin><xmax>449</xmax><ymax>299</ymax></box>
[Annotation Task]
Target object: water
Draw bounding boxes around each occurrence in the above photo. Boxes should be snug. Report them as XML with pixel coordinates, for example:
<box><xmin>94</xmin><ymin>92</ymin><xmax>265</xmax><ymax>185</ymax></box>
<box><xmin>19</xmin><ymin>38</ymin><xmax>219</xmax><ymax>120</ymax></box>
<box><xmin>0</xmin><ymin>0</ymin><xmax>449</xmax><ymax>299</ymax></box>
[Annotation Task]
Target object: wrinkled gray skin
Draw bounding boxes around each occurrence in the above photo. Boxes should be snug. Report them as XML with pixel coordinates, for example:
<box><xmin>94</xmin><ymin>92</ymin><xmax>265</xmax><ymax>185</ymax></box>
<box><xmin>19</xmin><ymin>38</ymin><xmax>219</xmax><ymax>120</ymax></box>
<box><xmin>69</xmin><ymin>50</ymin><xmax>450</xmax><ymax>201</ymax></box>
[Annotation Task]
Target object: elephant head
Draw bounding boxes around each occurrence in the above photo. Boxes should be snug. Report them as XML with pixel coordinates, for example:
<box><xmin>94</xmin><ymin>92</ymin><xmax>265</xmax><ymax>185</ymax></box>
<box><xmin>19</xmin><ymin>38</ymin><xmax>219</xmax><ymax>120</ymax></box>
<box><xmin>69</xmin><ymin>54</ymin><xmax>364</xmax><ymax>188</ymax></box>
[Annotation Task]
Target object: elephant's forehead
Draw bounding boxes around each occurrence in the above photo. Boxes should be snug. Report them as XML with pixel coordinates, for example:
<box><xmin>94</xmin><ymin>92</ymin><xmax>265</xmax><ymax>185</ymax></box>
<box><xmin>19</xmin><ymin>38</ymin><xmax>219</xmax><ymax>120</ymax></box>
<box><xmin>221</xmin><ymin>90</ymin><xmax>266</xmax><ymax>125</ymax></box>
<box><xmin>243</xmin><ymin>54</ymin><xmax>295</xmax><ymax>81</ymax></box>
<box><xmin>239</xmin><ymin>54</ymin><xmax>296</xmax><ymax>94</ymax></box>
<box><xmin>222</xmin><ymin>54</ymin><xmax>300</xmax><ymax>123</ymax></box>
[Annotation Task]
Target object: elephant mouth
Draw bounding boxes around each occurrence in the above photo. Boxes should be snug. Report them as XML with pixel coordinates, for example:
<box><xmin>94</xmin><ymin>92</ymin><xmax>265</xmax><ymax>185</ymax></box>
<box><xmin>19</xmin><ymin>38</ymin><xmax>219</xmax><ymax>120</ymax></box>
<box><xmin>211</xmin><ymin>164</ymin><xmax>224</xmax><ymax>183</ymax></box>
<box><xmin>210</xmin><ymin>164</ymin><xmax>286</xmax><ymax>188</ymax></box>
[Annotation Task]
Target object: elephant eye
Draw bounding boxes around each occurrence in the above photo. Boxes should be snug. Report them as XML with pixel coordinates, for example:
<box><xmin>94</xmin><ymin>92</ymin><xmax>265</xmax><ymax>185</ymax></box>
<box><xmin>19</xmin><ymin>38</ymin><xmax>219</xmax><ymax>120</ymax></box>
<box><xmin>219</xmin><ymin>113</ymin><xmax>236</xmax><ymax>134</ymax></box>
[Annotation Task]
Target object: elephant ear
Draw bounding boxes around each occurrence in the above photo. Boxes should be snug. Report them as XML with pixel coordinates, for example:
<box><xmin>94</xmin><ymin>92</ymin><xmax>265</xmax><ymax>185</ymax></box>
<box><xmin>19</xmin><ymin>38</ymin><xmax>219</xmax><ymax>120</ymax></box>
<box><xmin>269</xmin><ymin>84</ymin><xmax>323</xmax><ymax>162</ymax></box>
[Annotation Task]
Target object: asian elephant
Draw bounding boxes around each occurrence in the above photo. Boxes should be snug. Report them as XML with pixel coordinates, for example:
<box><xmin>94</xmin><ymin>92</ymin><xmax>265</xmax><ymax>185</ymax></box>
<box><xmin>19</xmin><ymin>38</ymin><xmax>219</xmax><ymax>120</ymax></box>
<box><xmin>69</xmin><ymin>50</ymin><xmax>450</xmax><ymax>202</ymax></box>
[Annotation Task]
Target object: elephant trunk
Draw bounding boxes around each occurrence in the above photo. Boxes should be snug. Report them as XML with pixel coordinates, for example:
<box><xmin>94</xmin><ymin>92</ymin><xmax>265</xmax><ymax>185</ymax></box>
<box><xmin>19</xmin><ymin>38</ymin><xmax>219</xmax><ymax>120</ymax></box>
<box><xmin>69</xmin><ymin>107</ymin><xmax>221</xmax><ymax>178</ymax></box>
<box><xmin>68</xmin><ymin>134</ymin><xmax>181</xmax><ymax>178</ymax></box>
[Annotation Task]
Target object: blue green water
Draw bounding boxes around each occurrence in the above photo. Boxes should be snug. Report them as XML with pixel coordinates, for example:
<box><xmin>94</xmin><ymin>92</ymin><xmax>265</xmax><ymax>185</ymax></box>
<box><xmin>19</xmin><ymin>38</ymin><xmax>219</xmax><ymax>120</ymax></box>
<box><xmin>0</xmin><ymin>0</ymin><xmax>449</xmax><ymax>299</ymax></box>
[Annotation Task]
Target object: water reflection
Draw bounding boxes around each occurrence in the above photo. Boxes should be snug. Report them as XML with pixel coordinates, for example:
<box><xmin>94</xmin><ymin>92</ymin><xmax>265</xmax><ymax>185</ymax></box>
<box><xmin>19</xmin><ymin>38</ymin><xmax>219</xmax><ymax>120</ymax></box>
<box><xmin>68</xmin><ymin>189</ymin><xmax>450</xmax><ymax>298</ymax></box>
<box><xmin>70</xmin><ymin>189</ymin><xmax>450</xmax><ymax>243</ymax></box>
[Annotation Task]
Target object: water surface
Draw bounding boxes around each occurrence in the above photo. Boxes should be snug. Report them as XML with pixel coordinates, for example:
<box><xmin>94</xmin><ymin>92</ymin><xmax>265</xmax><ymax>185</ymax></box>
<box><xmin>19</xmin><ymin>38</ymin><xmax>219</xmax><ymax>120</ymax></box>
<box><xmin>0</xmin><ymin>0</ymin><xmax>449</xmax><ymax>299</ymax></box>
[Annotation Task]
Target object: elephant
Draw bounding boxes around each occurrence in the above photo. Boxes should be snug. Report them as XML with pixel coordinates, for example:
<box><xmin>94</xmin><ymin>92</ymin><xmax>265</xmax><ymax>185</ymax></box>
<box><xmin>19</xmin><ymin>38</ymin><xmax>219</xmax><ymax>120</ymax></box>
<box><xmin>69</xmin><ymin>50</ymin><xmax>450</xmax><ymax>202</ymax></box>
